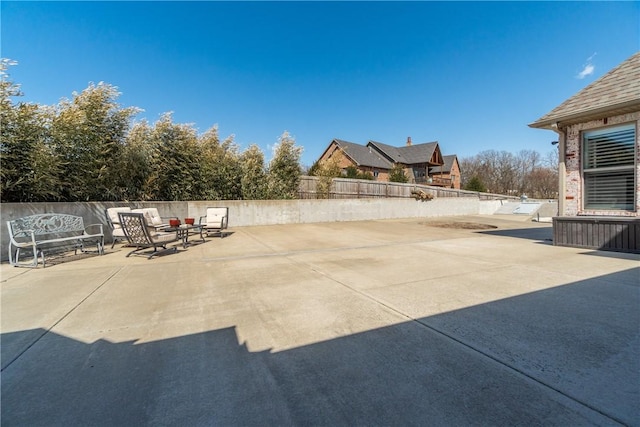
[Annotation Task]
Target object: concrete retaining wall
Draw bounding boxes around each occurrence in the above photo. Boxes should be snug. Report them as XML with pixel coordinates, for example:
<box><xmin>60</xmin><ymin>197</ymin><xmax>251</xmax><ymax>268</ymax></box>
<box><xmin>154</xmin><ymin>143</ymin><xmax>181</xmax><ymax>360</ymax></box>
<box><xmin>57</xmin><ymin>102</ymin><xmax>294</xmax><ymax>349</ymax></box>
<box><xmin>1</xmin><ymin>198</ymin><xmax>499</xmax><ymax>261</ymax></box>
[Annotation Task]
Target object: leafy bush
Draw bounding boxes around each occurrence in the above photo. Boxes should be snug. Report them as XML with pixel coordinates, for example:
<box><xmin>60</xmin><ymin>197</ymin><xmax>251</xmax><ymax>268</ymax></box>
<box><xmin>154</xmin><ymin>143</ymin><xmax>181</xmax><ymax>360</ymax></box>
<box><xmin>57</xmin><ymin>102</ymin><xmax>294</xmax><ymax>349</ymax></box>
<box><xmin>465</xmin><ymin>176</ymin><xmax>487</xmax><ymax>192</ymax></box>
<box><xmin>389</xmin><ymin>163</ymin><xmax>409</xmax><ymax>183</ymax></box>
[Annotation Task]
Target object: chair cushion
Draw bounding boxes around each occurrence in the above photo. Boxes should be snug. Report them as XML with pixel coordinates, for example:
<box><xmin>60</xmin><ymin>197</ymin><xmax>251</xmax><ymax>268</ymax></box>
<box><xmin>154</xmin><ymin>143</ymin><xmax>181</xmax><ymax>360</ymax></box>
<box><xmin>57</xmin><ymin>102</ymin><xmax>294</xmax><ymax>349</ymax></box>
<box><xmin>151</xmin><ymin>231</ymin><xmax>178</xmax><ymax>244</ymax></box>
<box><xmin>132</xmin><ymin>208</ymin><xmax>164</xmax><ymax>226</ymax></box>
<box><xmin>112</xmin><ymin>228</ymin><xmax>127</xmax><ymax>238</ymax></box>
<box><xmin>146</xmin><ymin>208</ymin><xmax>164</xmax><ymax>226</ymax></box>
<box><xmin>107</xmin><ymin>207</ymin><xmax>131</xmax><ymax>227</ymax></box>
<box><xmin>206</xmin><ymin>208</ymin><xmax>226</xmax><ymax>227</ymax></box>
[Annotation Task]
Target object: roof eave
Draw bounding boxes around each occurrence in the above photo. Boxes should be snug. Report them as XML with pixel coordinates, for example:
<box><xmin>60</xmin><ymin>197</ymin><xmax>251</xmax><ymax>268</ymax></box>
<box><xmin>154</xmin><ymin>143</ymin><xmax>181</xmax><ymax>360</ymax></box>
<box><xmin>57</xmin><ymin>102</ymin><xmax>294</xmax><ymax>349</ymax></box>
<box><xmin>529</xmin><ymin>99</ymin><xmax>640</xmax><ymax>130</ymax></box>
<box><xmin>329</xmin><ymin>139</ymin><xmax>361</xmax><ymax>166</ymax></box>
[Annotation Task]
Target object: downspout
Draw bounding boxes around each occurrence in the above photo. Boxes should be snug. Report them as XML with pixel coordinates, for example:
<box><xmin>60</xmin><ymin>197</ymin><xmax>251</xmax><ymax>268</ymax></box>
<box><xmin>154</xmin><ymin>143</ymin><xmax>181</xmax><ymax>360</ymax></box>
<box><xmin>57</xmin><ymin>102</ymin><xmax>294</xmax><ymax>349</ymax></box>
<box><xmin>551</xmin><ymin>123</ymin><xmax>567</xmax><ymax>216</ymax></box>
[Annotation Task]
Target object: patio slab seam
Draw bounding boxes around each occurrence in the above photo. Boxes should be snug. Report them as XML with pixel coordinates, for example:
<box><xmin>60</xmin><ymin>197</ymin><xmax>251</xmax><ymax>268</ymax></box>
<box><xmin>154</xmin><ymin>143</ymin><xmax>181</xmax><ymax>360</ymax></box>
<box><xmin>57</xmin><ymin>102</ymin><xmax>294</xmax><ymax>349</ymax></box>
<box><xmin>301</xmin><ymin>254</ymin><xmax>625</xmax><ymax>425</ymax></box>
<box><xmin>0</xmin><ymin>266</ymin><xmax>124</xmax><ymax>372</ymax></box>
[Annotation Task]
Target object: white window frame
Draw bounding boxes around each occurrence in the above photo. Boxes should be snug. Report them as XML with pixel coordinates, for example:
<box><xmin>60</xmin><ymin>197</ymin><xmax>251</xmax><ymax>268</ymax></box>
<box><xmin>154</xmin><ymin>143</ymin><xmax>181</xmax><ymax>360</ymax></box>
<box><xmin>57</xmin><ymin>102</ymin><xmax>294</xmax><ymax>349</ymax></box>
<box><xmin>582</xmin><ymin>123</ymin><xmax>636</xmax><ymax>211</ymax></box>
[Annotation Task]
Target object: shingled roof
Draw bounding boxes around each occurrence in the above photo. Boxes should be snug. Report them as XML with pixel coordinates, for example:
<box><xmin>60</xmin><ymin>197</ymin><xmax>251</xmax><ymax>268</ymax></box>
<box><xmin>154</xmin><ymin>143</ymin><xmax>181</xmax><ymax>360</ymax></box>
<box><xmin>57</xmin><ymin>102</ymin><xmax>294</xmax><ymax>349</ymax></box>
<box><xmin>367</xmin><ymin>141</ymin><xmax>440</xmax><ymax>165</ymax></box>
<box><xmin>529</xmin><ymin>52</ymin><xmax>640</xmax><ymax>130</ymax></box>
<box><xmin>323</xmin><ymin>138</ymin><xmax>444</xmax><ymax>169</ymax></box>
<box><xmin>430</xmin><ymin>155</ymin><xmax>458</xmax><ymax>174</ymax></box>
<box><xmin>332</xmin><ymin>139</ymin><xmax>392</xmax><ymax>169</ymax></box>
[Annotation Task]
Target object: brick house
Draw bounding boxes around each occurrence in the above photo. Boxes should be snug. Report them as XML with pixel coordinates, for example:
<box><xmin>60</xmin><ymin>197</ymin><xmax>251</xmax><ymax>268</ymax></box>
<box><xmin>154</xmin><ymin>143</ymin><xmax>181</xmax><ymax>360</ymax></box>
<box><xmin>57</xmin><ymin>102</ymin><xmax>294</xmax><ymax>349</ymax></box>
<box><xmin>318</xmin><ymin>137</ymin><xmax>458</xmax><ymax>186</ymax></box>
<box><xmin>429</xmin><ymin>155</ymin><xmax>461</xmax><ymax>189</ymax></box>
<box><xmin>529</xmin><ymin>52</ymin><xmax>639</xmax><ymax>252</ymax></box>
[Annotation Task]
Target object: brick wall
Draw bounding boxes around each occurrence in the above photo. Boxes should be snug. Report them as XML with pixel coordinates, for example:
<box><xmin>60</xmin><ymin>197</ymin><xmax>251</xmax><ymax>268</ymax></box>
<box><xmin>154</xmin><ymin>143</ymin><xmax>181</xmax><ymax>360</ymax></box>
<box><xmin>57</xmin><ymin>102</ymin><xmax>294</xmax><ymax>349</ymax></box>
<box><xmin>450</xmin><ymin>159</ymin><xmax>461</xmax><ymax>190</ymax></box>
<box><xmin>563</xmin><ymin>111</ymin><xmax>639</xmax><ymax>217</ymax></box>
<box><xmin>319</xmin><ymin>142</ymin><xmax>390</xmax><ymax>182</ymax></box>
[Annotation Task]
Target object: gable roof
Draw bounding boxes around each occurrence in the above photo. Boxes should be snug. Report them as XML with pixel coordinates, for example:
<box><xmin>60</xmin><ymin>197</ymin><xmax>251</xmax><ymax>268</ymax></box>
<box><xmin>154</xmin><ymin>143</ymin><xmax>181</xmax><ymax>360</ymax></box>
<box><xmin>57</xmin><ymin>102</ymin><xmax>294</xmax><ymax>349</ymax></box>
<box><xmin>331</xmin><ymin>139</ymin><xmax>392</xmax><ymax>169</ymax></box>
<box><xmin>430</xmin><ymin>155</ymin><xmax>458</xmax><ymax>174</ymax></box>
<box><xmin>368</xmin><ymin>140</ymin><xmax>441</xmax><ymax>165</ymax></box>
<box><xmin>322</xmin><ymin>138</ymin><xmax>444</xmax><ymax>169</ymax></box>
<box><xmin>529</xmin><ymin>52</ymin><xmax>640</xmax><ymax>129</ymax></box>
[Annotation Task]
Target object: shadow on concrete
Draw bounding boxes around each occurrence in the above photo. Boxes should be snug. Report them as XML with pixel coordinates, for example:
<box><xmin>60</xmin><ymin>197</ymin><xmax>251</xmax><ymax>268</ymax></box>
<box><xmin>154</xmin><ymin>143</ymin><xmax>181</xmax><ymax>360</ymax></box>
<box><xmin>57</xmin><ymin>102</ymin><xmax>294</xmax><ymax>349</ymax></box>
<box><xmin>478</xmin><ymin>226</ymin><xmax>553</xmax><ymax>242</ymax></box>
<box><xmin>200</xmin><ymin>231</ymin><xmax>235</xmax><ymax>239</ymax></box>
<box><xmin>580</xmin><ymin>250</ymin><xmax>640</xmax><ymax>261</ymax></box>
<box><xmin>2</xmin><ymin>269</ymin><xmax>638</xmax><ymax>426</ymax></box>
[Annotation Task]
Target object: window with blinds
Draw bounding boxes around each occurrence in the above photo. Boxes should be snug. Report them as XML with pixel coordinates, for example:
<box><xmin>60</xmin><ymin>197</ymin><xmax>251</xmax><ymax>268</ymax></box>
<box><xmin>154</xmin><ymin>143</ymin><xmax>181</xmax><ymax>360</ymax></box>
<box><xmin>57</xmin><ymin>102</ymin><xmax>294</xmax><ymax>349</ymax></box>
<box><xmin>582</xmin><ymin>124</ymin><xmax>636</xmax><ymax>211</ymax></box>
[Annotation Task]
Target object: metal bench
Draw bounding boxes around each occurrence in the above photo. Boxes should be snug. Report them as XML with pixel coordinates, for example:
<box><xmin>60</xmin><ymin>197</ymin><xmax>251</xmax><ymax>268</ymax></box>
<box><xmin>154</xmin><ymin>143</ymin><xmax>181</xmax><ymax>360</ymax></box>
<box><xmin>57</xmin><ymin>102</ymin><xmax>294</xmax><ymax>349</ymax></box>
<box><xmin>6</xmin><ymin>213</ymin><xmax>104</xmax><ymax>268</ymax></box>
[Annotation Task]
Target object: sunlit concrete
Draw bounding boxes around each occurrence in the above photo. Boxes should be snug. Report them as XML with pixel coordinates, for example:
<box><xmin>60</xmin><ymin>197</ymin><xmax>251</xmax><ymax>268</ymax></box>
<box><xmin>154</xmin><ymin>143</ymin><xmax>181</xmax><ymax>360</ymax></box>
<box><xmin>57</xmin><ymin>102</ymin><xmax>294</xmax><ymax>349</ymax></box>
<box><xmin>2</xmin><ymin>216</ymin><xmax>638</xmax><ymax>426</ymax></box>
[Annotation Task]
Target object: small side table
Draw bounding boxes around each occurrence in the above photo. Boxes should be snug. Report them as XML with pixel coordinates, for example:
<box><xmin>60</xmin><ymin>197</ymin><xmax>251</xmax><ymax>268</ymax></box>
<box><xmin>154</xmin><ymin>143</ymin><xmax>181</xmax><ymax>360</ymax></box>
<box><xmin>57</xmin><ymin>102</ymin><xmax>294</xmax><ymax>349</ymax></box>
<box><xmin>164</xmin><ymin>224</ymin><xmax>206</xmax><ymax>248</ymax></box>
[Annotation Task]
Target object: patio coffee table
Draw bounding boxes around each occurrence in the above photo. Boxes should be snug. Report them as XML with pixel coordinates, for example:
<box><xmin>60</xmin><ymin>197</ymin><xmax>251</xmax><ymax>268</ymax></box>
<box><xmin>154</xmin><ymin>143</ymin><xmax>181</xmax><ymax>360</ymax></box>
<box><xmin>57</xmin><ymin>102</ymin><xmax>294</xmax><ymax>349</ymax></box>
<box><xmin>162</xmin><ymin>224</ymin><xmax>205</xmax><ymax>248</ymax></box>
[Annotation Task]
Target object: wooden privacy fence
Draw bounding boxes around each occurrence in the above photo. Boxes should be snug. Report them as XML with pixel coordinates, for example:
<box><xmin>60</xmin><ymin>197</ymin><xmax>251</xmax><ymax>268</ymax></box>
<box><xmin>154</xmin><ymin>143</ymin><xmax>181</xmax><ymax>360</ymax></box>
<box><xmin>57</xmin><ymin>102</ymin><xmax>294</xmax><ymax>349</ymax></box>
<box><xmin>298</xmin><ymin>176</ymin><xmax>517</xmax><ymax>201</ymax></box>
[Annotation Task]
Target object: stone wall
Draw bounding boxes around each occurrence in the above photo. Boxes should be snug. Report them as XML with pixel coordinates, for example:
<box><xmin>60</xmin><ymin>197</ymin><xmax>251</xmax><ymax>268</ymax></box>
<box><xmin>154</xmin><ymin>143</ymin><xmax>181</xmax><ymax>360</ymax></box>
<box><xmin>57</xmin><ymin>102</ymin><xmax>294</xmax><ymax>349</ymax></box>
<box><xmin>563</xmin><ymin>111</ymin><xmax>639</xmax><ymax>217</ymax></box>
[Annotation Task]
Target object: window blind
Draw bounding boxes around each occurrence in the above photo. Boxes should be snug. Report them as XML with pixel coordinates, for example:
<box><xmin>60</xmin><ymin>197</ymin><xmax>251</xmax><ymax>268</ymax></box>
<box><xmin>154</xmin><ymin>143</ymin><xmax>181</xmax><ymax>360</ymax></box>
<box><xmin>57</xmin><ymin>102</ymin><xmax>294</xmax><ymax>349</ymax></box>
<box><xmin>584</xmin><ymin>170</ymin><xmax>635</xmax><ymax>210</ymax></box>
<box><xmin>583</xmin><ymin>124</ymin><xmax>636</xmax><ymax>211</ymax></box>
<box><xmin>583</xmin><ymin>126</ymin><xmax>635</xmax><ymax>170</ymax></box>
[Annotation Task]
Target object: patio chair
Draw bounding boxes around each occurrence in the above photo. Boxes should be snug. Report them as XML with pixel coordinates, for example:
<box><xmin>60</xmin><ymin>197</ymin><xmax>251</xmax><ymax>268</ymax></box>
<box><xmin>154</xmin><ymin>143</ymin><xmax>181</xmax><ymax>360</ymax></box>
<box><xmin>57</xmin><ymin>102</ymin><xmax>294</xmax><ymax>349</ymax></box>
<box><xmin>105</xmin><ymin>207</ymin><xmax>131</xmax><ymax>248</ymax></box>
<box><xmin>131</xmin><ymin>207</ymin><xmax>175</xmax><ymax>230</ymax></box>
<box><xmin>199</xmin><ymin>207</ymin><xmax>229</xmax><ymax>238</ymax></box>
<box><xmin>118</xmin><ymin>212</ymin><xmax>180</xmax><ymax>259</ymax></box>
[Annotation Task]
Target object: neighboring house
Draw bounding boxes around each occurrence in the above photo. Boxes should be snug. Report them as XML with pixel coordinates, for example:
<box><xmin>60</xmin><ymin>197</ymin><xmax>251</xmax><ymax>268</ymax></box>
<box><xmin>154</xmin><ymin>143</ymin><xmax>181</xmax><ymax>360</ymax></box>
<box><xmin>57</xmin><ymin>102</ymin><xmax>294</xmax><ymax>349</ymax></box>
<box><xmin>318</xmin><ymin>137</ymin><xmax>458</xmax><ymax>186</ymax></box>
<box><xmin>429</xmin><ymin>155</ymin><xmax>461</xmax><ymax>189</ymax></box>
<box><xmin>529</xmin><ymin>51</ymin><xmax>639</xmax><ymax>252</ymax></box>
<box><xmin>319</xmin><ymin>139</ymin><xmax>394</xmax><ymax>181</ymax></box>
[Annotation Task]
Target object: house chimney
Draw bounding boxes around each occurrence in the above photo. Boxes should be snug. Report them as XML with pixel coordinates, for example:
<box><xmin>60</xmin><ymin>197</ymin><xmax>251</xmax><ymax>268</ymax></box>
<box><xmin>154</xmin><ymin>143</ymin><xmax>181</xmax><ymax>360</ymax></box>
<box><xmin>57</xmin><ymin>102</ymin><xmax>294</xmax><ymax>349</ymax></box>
<box><xmin>407</xmin><ymin>136</ymin><xmax>412</xmax><ymax>146</ymax></box>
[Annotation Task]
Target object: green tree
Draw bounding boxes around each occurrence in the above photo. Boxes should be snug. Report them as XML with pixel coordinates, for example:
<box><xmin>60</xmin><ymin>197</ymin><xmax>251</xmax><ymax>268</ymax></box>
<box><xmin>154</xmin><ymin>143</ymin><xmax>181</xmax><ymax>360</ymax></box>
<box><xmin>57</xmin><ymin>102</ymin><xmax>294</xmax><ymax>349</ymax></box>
<box><xmin>118</xmin><ymin>120</ymin><xmax>154</xmax><ymax>201</ymax></box>
<box><xmin>307</xmin><ymin>159</ymin><xmax>321</xmax><ymax>177</ymax></box>
<box><xmin>388</xmin><ymin>163</ymin><xmax>408</xmax><ymax>183</ymax></box>
<box><xmin>1</xmin><ymin>60</ymin><xmax>63</xmax><ymax>202</ymax></box>
<box><xmin>267</xmin><ymin>131</ymin><xmax>303</xmax><ymax>199</ymax></box>
<box><xmin>314</xmin><ymin>154</ymin><xmax>342</xmax><ymax>199</ymax></box>
<box><xmin>344</xmin><ymin>165</ymin><xmax>359</xmax><ymax>179</ymax></box>
<box><xmin>240</xmin><ymin>144</ymin><xmax>267</xmax><ymax>200</ymax></box>
<box><xmin>344</xmin><ymin>165</ymin><xmax>374</xmax><ymax>180</ymax></box>
<box><xmin>51</xmin><ymin>82</ymin><xmax>139</xmax><ymax>201</ymax></box>
<box><xmin>147</xmin><ymin>113</ymin><xmax>201</xmax><ymax>201</ymax></box>
<box><xmin>465</xmin><ymin>176</ymin><xmax>487</xmax><ymax>192</ymax></box>
<box><xmin>199</xmin><ymin>126</ymin><xmax>242</xmax><ymax>201</ymax></box>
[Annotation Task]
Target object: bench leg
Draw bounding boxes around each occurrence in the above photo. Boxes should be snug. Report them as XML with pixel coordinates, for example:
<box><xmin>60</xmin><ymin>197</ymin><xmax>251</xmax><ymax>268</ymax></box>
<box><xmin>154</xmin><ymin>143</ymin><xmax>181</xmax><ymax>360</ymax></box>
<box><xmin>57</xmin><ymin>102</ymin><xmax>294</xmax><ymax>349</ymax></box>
<box><xmin>8</xmin><ymin>243</ymin><xmax>16</xmax><ymax>266</ymax></box>
<box><xmin>78</xmin><ymin>238</ymin><xmax>105</xmax><ymax>255</ymax></box>
<box><xmin>11</xmin><ymin>246</ymin><xmax>41</xmax><ymax>268</ymax></box>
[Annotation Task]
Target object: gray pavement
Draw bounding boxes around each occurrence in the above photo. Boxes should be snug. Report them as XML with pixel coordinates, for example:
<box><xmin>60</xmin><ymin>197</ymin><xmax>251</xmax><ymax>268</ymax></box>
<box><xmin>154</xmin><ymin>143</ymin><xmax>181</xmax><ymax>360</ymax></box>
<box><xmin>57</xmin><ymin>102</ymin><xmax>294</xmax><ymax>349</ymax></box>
<box><xmin>1</xmin><ymin>215</ymin><xmax>638</xmax><ymax>426</ymax></box>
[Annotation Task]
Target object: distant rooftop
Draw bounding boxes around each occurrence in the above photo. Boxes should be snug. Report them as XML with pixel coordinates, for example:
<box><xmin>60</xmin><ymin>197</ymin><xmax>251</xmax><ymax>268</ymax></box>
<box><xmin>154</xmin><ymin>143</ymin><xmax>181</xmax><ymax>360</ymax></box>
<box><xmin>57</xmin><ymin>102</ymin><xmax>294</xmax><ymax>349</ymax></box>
<box><xmin>332</xmin><ymin>139</ymin><xmax>391</xmax><ymax>169</ymax></box>
<box><xmin>368</xmin><ymin>140</ymin><xmax>439</xmax><ymax>165</ymax></box>
<box><xmin>430</xmin><ymin>155</ymin><xmax>458</xmax><ymax>174</ymax></box>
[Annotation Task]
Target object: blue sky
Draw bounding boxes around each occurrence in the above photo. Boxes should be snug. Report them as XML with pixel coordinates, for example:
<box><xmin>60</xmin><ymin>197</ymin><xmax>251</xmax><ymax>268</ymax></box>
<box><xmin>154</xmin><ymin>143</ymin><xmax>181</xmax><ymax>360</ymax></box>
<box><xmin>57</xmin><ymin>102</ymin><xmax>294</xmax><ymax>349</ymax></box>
<box><xmin>3</xmin><ymin>1</ymin><xmax>639</xmax><ymax>166</ymax></box>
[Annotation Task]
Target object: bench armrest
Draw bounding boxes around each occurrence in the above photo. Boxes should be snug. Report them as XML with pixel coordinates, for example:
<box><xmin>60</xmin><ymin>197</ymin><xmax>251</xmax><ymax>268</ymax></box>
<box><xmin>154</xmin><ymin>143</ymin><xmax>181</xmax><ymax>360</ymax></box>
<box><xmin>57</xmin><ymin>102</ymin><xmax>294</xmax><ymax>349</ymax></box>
<box><xmin>9</xmin><ymin>229</ymin><xmax>37</xmax><ymax>246</ymax></box>
<box><xmin>84</xmin><ymin>223</ymin><xmax>104</xmax><ymax>235</ymax></box>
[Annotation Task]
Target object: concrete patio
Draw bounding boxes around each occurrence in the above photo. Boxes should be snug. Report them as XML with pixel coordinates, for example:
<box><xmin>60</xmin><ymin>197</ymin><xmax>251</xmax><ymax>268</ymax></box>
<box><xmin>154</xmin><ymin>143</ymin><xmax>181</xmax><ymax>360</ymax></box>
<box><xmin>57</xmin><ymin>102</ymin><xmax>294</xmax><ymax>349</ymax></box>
<box><xmin>1</xmin><ymin>216</ymin><xmax>638</xmax><ymax>426</ymax></box>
